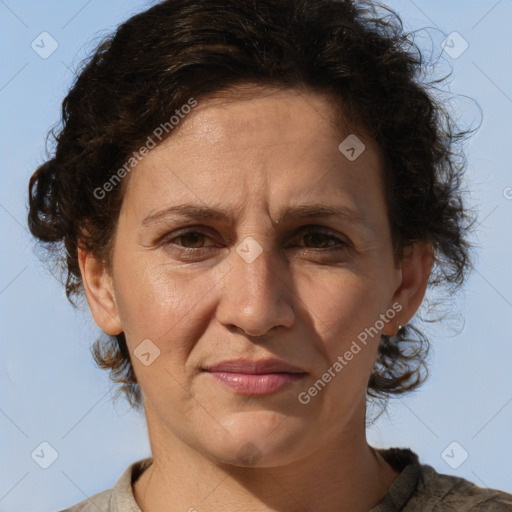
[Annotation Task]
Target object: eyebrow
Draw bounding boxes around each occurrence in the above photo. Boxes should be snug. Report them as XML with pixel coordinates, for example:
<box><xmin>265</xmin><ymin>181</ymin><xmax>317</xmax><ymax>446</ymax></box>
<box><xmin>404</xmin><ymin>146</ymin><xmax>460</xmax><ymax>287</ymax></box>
<box><xmin>141</xmin><ymin>203</ymin><xmax>366</xmax><ymax>226</ymax></box>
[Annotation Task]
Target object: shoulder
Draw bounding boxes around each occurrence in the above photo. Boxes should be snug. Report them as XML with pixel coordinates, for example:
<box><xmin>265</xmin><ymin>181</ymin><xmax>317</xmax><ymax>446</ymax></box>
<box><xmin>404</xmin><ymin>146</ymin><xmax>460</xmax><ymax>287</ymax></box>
<box><xmin>56</xmin><ymin>457</ymin><xmax>153</xmax><ymax>512</ymax></box>
<box><xmin>410</xmin><ymin>464</ymin><xmax>512</xmax><ymax>511</ymax></box>
<box><xmin>58</xmin><ymin>488</ymin><xmax>112</xmax><ymax>511</ymax></box>
<box><xmin>375</xmin><ymin>447</ymin><xmax>512</xmax><ymax>512</ymax></box>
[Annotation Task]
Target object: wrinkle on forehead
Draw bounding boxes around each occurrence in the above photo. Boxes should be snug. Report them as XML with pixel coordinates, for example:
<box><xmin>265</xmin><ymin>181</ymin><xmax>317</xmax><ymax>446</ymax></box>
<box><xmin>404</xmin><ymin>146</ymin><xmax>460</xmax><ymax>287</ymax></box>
<box><xmin>119</xmin><ymin>85</ymin><xmax>389</xmax><ymax>248</ymax></box>
<box><xmin>170</xmin><ymin>84</ymin><xmax>353</xmax><ymax>146</ymax></box>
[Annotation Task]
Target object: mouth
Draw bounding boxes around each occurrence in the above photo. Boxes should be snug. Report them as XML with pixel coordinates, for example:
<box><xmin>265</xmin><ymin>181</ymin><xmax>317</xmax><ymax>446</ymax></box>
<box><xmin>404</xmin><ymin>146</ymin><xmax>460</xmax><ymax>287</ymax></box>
<box><xmin>202</xmin><ymin>370</ymin><xmax>307</xmax><ymax>395</ymax></box>
<box><xmin>201</xmin><ymin>357</ymin><xmax>307</xmax><ymax>395</ymax></box>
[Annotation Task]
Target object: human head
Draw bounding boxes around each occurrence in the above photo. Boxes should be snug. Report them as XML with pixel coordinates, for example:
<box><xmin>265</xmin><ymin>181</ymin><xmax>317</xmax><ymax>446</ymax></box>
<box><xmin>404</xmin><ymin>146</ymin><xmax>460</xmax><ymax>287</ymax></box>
<box><xmin>27</xmin><ymin>0</ymin><xmax>473</xmax><ymax>416</ymax></box>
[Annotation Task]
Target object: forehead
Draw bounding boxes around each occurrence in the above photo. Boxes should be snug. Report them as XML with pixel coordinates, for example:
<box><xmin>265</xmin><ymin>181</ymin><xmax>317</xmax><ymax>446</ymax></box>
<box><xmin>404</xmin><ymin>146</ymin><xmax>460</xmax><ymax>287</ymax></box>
<box><xmin>170</xmin><ymin>86</ymin><xmax>353</xmax><ymax>150</ymax></box>
<box><xmin>120</xmin><ymin>87</ymin><xmax>387</xmax><ymax>227</ymax></box>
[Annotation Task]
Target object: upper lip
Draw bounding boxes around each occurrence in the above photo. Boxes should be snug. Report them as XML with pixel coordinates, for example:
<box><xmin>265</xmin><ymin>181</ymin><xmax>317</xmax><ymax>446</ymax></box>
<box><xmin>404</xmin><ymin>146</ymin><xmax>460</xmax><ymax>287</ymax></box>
<box><xmin>203</xmin><ymin>358</ymin><xmax>306</xmax><ymax>374</ymax></box>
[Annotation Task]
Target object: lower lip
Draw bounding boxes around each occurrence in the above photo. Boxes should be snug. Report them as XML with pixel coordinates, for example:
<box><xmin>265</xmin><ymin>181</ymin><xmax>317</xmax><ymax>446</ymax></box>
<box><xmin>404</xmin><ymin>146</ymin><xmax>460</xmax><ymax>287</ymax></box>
<box><xmin>204</xmin><ymin>371</ymin><xmax>306</xmax><ymax>395</ymax></box>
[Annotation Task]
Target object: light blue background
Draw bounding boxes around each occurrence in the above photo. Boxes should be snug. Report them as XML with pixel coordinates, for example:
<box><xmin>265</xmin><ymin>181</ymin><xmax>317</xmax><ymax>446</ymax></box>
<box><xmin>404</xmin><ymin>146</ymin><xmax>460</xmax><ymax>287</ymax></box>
<box><xmin>1</xmin><ymin>1</ymin><xmax>511</xmax><ymax>510</ymax></box>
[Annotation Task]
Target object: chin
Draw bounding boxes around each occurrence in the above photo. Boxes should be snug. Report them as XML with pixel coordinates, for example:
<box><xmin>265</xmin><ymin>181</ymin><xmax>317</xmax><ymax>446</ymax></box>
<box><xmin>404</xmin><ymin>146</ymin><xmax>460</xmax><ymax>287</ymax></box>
<box><xmin>203</xmin><ymin>411</ymin><xmax>309</xmax><ymax>467</ymax></box>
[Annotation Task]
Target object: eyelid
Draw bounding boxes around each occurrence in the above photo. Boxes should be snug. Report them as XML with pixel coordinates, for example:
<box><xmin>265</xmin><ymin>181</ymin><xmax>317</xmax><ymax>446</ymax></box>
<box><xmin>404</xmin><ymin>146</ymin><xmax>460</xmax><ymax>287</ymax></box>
<box><xmin>290</xmin><ymin>227</ymin><xmax>349</xmax><ymax>249</ymax></box>
<box><xmin>161</xmin><ymin>225</ymin><xmax>350</xmax><ymax>250</ymax></box>
<box><xmin>160</xmin><ymin>227</ymin><xmax>219</xmax><ymax>247</ymax></box>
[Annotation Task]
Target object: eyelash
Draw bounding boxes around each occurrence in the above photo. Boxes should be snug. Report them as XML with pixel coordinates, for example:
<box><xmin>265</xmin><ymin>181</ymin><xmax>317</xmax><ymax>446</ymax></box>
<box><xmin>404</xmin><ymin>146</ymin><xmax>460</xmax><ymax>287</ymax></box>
<box><xmin>161</xmin><ymin>227</ymin><xmax>349</xmax><ymax>254</ymax></box>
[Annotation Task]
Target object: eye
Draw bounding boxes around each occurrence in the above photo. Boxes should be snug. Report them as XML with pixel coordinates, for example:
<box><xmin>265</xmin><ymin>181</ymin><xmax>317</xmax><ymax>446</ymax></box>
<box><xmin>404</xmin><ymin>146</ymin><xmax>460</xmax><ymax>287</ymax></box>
<box><xmin>160</xmin><ymin>227</ymin><xmax>349</xmax><ymax>255</ymax></box>
<box><xmin>293</xmin><ymin>228</ymin><xmax>348</xmax><ymax>252</ymax></box>
<box><xmin>164</xmin><ymin>230</ymin><xmax>216</xmax><ymax>249</ymax></box>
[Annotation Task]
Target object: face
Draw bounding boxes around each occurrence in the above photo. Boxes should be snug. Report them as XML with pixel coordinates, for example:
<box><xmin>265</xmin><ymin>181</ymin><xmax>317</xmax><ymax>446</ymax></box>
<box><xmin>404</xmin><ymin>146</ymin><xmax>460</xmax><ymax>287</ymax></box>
<box><xmin>80</xmin><ymin>86</ymin><xmax>432</xmax><ymax>467</ymax></box>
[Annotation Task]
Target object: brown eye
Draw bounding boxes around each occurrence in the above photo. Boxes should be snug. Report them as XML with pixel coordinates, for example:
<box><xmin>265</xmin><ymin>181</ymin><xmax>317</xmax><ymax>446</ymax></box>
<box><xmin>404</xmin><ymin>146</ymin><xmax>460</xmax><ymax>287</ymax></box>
<box><xmin>163</xmin><ymin>230</ymin><xmax>217</xmax><ymax>250</ymax></box>
<box><xmin>297</xmin><ymin>229</ymin><xmax>348</xmax><ymax>252</ymax></box>
<box><xmin>175</xmin><ymin>232</ymin><xmax>209</xmax><ymax>248</ymax></box>
<box><xmin>302</xmin><ymin>231</ymin><xmax>339</xmax><ymax>248</ymax></box>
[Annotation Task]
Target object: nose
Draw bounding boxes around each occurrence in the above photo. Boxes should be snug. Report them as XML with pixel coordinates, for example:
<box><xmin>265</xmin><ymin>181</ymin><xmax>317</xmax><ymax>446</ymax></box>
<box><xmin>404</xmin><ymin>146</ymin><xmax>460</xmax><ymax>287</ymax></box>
<box><xmin>215</xmin><ymin>241</ymin><xmax>295</xmax><ymax>337</ymax></box>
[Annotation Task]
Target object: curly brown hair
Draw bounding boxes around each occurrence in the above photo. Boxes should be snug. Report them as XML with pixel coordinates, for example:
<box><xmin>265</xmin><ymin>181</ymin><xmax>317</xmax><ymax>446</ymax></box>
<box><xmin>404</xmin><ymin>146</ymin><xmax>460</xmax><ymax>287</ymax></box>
<box><xmin>27</xmin><ymin>0</ymin><xmax>475</xmax><ymax>413</ymax></box>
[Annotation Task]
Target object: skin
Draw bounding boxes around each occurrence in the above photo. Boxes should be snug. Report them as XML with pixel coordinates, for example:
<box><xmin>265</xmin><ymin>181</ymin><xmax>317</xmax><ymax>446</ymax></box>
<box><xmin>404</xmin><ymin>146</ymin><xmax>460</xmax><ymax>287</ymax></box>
<box><xmin>78</xmin><ymin>86</ymin><xmax>433</xmax><ymax>512</ymax></box>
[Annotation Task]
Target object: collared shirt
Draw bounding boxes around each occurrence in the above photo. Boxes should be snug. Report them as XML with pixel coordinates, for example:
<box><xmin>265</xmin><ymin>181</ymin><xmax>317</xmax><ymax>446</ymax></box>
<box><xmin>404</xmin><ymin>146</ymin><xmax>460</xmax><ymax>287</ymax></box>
<box><xmin>60</xmin><ymin>447</ymin><xmax>512</xmax><ymax>511</ymax></box>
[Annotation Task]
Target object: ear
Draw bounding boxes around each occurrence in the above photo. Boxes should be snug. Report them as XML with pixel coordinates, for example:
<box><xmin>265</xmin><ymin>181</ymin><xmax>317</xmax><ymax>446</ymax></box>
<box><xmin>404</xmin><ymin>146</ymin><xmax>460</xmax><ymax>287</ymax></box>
<box><xmin>77</xmin><ymin>247</ymin><xmax>123</xmax><ymax>336</ymax></box>
<box><xmin>381</xmin><ymin>241</ymin><xmax>434</xmax><ymax>336</ymax></box>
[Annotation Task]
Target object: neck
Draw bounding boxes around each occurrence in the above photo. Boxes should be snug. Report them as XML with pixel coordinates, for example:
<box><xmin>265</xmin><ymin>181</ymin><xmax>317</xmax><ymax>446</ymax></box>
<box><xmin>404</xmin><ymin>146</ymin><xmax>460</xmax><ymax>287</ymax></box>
<box><xmin>133</xmin><ymin>401</ymin><xmax>399</xmax><ymax>512</ymax></box>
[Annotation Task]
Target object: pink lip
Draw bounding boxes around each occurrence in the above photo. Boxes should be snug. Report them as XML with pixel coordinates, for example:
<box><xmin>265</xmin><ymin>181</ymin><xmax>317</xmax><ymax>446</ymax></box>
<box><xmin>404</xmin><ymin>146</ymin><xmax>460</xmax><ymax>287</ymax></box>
<box><xmin>201</xmin><ymin>358</ymin><xmax>307</xmax><ymax>395</ymax></box>
<box><xmin>205</xmin><ymin>371</ymin><xmax>306</xmax><ymax>395</ymax></box>
<box><xmin>203</xmin><ymin>357</ymin><xmax>306</xmax><ymax>374</ymax></box>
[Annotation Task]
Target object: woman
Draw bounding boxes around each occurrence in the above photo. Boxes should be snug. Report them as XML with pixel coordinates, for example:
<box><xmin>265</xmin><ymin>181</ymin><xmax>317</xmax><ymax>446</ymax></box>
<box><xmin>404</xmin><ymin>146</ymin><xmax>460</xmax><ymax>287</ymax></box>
<box><xmin>27</xmin><ymin>0</ymin><xmax>512</xmax><ymax>510</ymax></box>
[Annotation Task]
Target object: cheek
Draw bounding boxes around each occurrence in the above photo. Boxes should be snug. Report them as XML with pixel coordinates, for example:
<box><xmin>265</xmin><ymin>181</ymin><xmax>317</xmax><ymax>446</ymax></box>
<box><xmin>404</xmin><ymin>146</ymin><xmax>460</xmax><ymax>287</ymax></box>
<box><xmin>299</xmin><ymin>269</ymin><xmax>388</xmax><ymax>338</ymax></box>
<box><xmin>303</xmin><ymin>275</ymin><xmax>387</xmax><ymax>391</ymax></box>
<box><xmin>300</xmin><ymin>270</ymin><xmax>392</xmax><ymax>391</ymax></box>
<box><xmin>113</xmin><ymin>256</ymin><xmax>214</xmax><ymax>344</ymax></box>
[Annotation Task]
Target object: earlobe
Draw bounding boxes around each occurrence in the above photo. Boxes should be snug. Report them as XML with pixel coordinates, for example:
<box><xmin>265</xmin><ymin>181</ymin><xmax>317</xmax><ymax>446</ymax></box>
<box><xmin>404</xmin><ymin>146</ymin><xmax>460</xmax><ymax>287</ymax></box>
<box><xmin>77</xmin><ymin>247</ymin><xmax>123</xmax><ymax>336</ymax></box>
<box><xmin>382</xmin><ymin>241</ymin><xmax>434</xmax><ymax>336</ymax></box>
